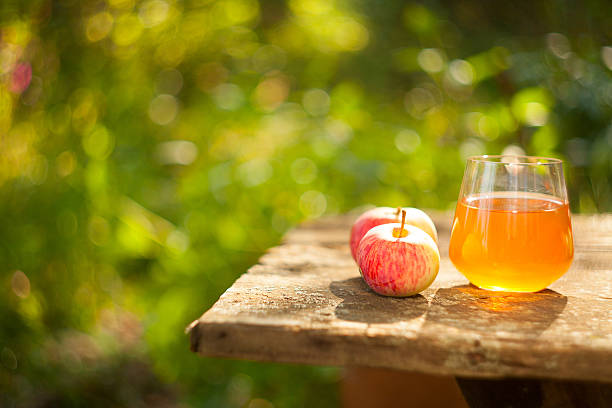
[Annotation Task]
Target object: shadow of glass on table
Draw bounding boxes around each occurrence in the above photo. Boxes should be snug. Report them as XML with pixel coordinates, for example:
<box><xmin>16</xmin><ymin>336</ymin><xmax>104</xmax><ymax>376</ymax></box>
<box><xmin>425</xmin><ymin>284</ymin><xmax>567</xmax><ymax>337</ymax></box>
<box><xmin>329</xmin><ymin>277</ymin><xmax>428</xmax><ymax>324</ymax></box>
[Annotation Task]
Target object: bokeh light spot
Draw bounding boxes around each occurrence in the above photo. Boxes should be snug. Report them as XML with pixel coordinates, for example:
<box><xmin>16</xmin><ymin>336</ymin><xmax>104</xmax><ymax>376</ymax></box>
<box><xmin>405</xmin><ymin>87</ymin><xmax>436</xmax><ymax>118</ymax></box>
<box><xmin>155</xmin><ymin>141</ymin><xmax>198</xmax><ymax>165</ymax></box>
<box><xmin>524</xmin><ymin>102</ymin><xmax>549</xmax><ymax>126</ymax></box>
<box><xmin>459</xmin><ymin>138</ymin><xmax>485</xmax><ymax>160</ymax></box>
<box><xmin>253</xmin><ymin>76</ymin><xmax>290</xmax><ymax>112</ymax></box>
<box><xmin>1</xmin><ymin>121</ymin><xmax>40</xmax><ymax>184</ymax></box>
<box><xmin>112</xmin><ymin>14</ymin><xmax>143</xmax><ymax>46</ymax></box>
<box><xmin>602</xmin><ymin>46</ymin><xmax>612</xmax><ymax>71</ymax></box>
<box><xmin>166</xmin><ymin>230</ymin><xmax>189</xmax><ymax>253</ymax></box>
<box><xmin>212</xmin><ymin>83</ymin><xmax>245</xmax><ymax>111</ymax></box>
<box><xmin>333</xmin><ymin>19</ymin><xmax>369</xmax><ymax>52</ymax></box>
<box><xmin>563</xmin><ymin>55</ymin><xmax>585</xmax><ymax>79</ymax></box>
<box><xmin>71</xmin><ymin>88</ymin><xmax>98</xmax><ymax>134</ymax></box>
<box><xmin>546</xmin><ymin>33</ymin><xmax>571</xmax><ymax>59</ymax></box>
<box><xmin>418</xmin><ymin>48</ymin><xmax>445</xmax><ymax>73</ymax></box>
<box><xmin>443</xmin><ymin>72</ymin><xmax>473</xmax><ymax>101</ymax></box>
<box><xmin>291</xmin><ymin>158</ymin><xmax>318</xmax><ymax>184</ymax></box>
<box><xmin>325</xmin><ymin>119</ymin><xmax>352</xmax><ymax>144</ymax></box>
<box><xmin>302</xmin><ymin>89</ymin><xmax>330</xmax><ymax>116</ymax></box>
<box><xmin>196</xmin><ymin>63</ymin><xmax>229</xmax><ymax>92</ymax></box>
<box><xmin>0</xmin><ymin>45</ymin><xmax>17</xmax><ymax>75</ymax></box>
<box><xmin>138</xmin><ymin>0</ymin><xmax>169</xmax><ymax>28</ymax></box>
<box><xmin>149</xmin><ymin>94</ymin><xmax>178</xmax><ymax>125</ymax></box>
<box><xmin>395</xmin><ymin>129</ymin><xmax>421</xmax><ymax>154</ymax></box>
<box><xmin>511</xmin><ymin>87</ymin><xmax>552</xmax><ymax>126</ymax></box>
<box><xmin>155</xmin><ymin>38</ymin><xmax>186</xmax><ymax>67</ymax></box>
<box><xmin>502</xmin><ymin>145</ymin><xmax>526</xmax><ymax>157</ymax></box>
<box><xmin>82</xmin><ymin>125</ymin><xmax>114</xmax><ymax>159</ymax></box>
<box><xmin>28</xmin><ymin>155</ymin><xmax>48</xmax><ymax>185</ymax></box>
<box><xmin>86</xmin><ymin>12</ymin><xmax>114</xmax><ymax>42</ymax></box>
<box><xmin>228</xmin><ymin>373</ymin><xmax>253</xmax><ymax>406</ymax></box>
<box><xmin>464</xmin><ymin>111</ymin><xmax>483</xmax><ymax>137</ymax></box>
<box><xmin>299</xmin><ymin>190</ymin><xmax>327</xmax><ymax>218</ymax></box>
<box><xmin>56</xmin><ymin>150</ymin><xmax>76</xmax><ymax>177</ymax></box>
<box><xmin>47</xmin><ymin>104</ymin><xmax>71</xmax><ymax>135</ymax></box>
<box><xmin>449</xmin><ymin>59</ymin><xmax>474</xmax><ymax>85</ymax></box>
<box><xmin>156</xmin><ymin>69</ymin><xmax>183</xmax><ymax>95</ymax></box>
<box><xmin>238</xmin><ymin>159</ymin><xmax>273</xmax><ymax>187</ymax></box>
<box><xmin>10</xmin><ymin>62</ymin><xmax>32</xmax><ymax>94</ymax></box>
<box><xmin>11</xmin><ymin>270</ymin><xmax>30</xmax><ymax>299</ymax></box>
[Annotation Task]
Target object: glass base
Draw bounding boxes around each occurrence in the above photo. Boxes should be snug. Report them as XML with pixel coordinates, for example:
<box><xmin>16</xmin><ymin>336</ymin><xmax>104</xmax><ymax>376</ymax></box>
<box><xmin>453</xmin><ymin>264</ymin><xmax>570</xmax><ymax>293</ymax></box>
<box><xmin>468</xmin><ymin>282</ymin><xmax>548</xmax><ymax>293</ymax></box>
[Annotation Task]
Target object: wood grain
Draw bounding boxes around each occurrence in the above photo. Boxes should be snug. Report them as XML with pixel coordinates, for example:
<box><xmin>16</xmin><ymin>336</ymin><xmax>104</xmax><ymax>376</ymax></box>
<box><xmin>188</xmin><ymin>212</ymin><xmax>612</xmax><ymax>382</ymax></box>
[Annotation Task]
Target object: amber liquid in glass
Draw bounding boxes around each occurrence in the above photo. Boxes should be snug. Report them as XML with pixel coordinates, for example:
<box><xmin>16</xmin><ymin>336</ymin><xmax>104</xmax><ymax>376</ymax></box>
<box><xmin>449</xmin><ymin>192</ymin><xmax>573</xmax><ymax>292</ymax></box>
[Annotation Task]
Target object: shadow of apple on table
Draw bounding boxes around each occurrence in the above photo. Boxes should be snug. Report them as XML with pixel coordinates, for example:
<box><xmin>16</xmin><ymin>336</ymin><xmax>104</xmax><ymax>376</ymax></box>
<box><xmin>424</xmin><ymin>284</ymin><xmax>568</xmax><ymax>337</ymax></box>
<box><xmin>329</xmin><ymin>277</ymin><xmax>428</xmax><ymax>324</ymax></box>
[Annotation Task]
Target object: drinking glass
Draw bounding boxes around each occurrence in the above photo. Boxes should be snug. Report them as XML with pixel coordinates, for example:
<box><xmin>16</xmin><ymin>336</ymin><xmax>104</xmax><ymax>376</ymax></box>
<box><xmin>449</xmin><ymin>155</ymin><xmax>573</xmax><ymax>292</ymax></box>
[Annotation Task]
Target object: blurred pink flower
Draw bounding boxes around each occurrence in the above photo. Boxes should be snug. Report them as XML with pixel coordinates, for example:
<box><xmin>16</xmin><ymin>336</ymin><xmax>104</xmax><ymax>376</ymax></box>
<box><xmin>10</xmin><ymin>62</ymin><xmax>32</xmax><ymax>93</ymax></box>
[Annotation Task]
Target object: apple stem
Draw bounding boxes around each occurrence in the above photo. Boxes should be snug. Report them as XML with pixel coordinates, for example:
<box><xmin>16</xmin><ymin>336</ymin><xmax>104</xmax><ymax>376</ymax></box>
<box><xmin>392</xmin><ymin>210</ymin><xmax>409</xmax><ymax>239</ymax></box>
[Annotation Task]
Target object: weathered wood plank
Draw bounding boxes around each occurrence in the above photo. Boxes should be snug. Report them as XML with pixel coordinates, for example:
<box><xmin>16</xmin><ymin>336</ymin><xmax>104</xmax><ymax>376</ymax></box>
<box><xmin>188</xmin><ymin>213</ymin><xmax>612</xmax><ymax>382</ymax></box>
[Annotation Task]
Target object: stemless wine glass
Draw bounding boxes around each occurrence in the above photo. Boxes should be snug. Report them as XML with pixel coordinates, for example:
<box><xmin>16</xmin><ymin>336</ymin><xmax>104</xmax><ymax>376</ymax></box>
<box><xmin>449</xmin><ymin>155</ymin><xmax>574</xmax><ymax>292</ymax></box>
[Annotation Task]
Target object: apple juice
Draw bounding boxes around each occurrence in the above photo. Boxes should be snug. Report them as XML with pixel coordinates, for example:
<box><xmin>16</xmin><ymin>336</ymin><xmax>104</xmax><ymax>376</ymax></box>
<box><xmin>449</xmin><ymin>192</ymin><xmax>573</xmax><ymax>292</ymax></box>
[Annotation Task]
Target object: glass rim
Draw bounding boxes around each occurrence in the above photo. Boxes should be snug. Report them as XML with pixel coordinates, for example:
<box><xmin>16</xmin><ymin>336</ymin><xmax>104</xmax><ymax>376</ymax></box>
<box><xmin>467</xmin><ymin>155</ymin><xmax>563</xmax><ymax>166</ymax></box>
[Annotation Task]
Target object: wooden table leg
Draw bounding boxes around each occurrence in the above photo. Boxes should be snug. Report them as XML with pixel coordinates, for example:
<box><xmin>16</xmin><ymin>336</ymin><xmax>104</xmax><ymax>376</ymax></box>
<box><xmin>456</xmin><ymin>377</ymin><xmax>612</xmax><ymax>408</ymax></box>
<box><xmin>341</xmin><ymin>367</ymin><xmax>469</xmax><ymax>408</ymax></box>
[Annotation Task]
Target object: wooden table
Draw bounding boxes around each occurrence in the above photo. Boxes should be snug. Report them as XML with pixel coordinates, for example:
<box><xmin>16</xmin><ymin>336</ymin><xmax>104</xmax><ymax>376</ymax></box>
<box><xmin>188</xmin><ymin>212</ymin><xmax>612</xmax><ymax>407</ymax></box>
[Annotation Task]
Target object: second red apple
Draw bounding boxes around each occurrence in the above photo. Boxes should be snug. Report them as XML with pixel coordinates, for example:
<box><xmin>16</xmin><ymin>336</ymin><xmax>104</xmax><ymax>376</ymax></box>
<box><xmin>349</xmin><ymin>207</ymin><xmax>438</xmax><ymax>261</ymax></box>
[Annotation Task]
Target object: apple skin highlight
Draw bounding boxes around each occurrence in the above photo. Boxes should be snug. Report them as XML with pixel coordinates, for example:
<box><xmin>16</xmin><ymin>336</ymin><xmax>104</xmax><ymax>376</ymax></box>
<box><xmin>349</xmin><ymin>207</ymin><xmax>438</xmax><ymax>261</ymax></box>
<box><xmin>357</xmin><ymin>224</ymin><xmax>440</xmax><ymax>297</ymax></box>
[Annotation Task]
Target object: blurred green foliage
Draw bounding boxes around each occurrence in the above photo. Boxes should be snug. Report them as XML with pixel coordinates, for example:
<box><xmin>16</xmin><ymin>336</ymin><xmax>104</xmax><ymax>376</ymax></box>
<box><xmin>0</xmin><ymin>0</ymin><xmax>611</xmax><ymax>406</ymax></box>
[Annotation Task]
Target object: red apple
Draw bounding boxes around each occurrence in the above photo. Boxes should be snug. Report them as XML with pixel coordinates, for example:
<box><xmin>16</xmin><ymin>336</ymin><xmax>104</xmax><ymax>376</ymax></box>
<box><xmin>357</xmin><ymin>211</ymin><xmax>440</xmax><ymax>297</ymax></box>
<box><xmin>349</xmin><ymin>207</ymin><xmax>438</xmax><ymax>261</ymax></box>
